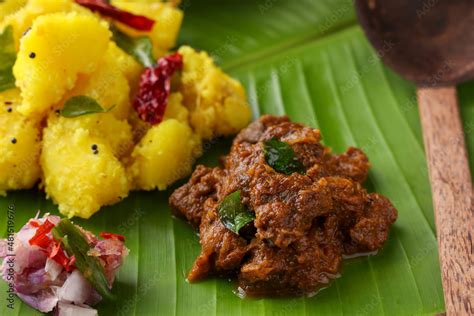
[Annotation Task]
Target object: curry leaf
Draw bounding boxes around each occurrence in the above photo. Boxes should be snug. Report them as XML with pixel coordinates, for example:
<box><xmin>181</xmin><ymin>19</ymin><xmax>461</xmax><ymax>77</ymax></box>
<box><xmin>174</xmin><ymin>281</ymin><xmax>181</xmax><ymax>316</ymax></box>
<box><xmin>0</xmin><ymin>26</ymin><xmax>17</xmax><ymax>92</ymax></box>
<box><xmin>112</xmin><ymin>26</ymin><xmax>155</xmax><ymax>67</ymax></box>
<box><xmin>218</xmin><ymin>190</ymin><xmax>255</xmax><ymax>235</ymax></box>
<box><xmin>52</xmin><ymin>219</ymin><xmax>115</xmax><ymax>300</ymax></box>
<box><xmin>61</xmin><ymin>95</ymin><xmax>114</xmax><ymax>118</ymax></box>
<box><xmin>263</xmin><ymin>138</ymin><xmax>305</xmax><ymax>175</ymax></box>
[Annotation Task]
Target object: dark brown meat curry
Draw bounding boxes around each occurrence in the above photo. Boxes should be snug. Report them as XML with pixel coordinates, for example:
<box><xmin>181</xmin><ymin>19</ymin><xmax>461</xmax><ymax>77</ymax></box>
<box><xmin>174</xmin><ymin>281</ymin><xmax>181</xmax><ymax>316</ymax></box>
<box><xmin>170</xmin><ymin>115</ymin><xmax>397</xmax><ymax>296</ymax></box>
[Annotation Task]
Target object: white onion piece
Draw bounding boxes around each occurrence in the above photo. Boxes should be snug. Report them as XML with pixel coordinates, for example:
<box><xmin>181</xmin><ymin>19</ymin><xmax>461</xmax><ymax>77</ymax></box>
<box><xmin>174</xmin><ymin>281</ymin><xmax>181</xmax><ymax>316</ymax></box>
<box><xmin>45</xmin><ymin>258</ymin><xmax>63</xmax><ymax>281</ymax></box>
<box><xmin>59</xmin><ymin>270</ymin><xmax>92</xmax><ymax>304</ymax></box>
<box><xmin>16</xmin><ymin>227</ymin><xmax>36</xmax><ymax>245</ymax></box>
<box><xmin>46</xmin><ymin>215</ymin><xmax>61</xmax><ymax>226</ymax></box>
<box><xmin>57</xmin><ymin>302</ymin><xmax>98</xmax><ymax>316</ymax></box>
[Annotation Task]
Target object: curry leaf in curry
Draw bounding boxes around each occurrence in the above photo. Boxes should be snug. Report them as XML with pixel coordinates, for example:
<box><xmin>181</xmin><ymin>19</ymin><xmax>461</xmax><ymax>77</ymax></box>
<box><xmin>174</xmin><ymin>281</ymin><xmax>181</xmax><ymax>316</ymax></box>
<box><xmin>218</xmin><ymin>190</ymin><xmax>255</xmax><ymax>235</ymax></box>
<box><xmin>263</xmin><ymin>138</ymin><xmax>305</xmax><ymax>175</ymax></box>
<box><xmin>0</xmin><ymin>26</ymin><xmax>17</xmax><ymax>92</ymax></box>
<box><xmin>52</xmin><ymin>219</ymin><xmax>115</xmax><ymax>300</ymax></box>
<box><xmin>112</xmin><ymin>26</ymin><xmax>155</xmax><ymax>67</ymax></box>
<box><xmin>61</xmin><ymin>95</ymin><xmax>115</xmax><ymax>118</ymax></box>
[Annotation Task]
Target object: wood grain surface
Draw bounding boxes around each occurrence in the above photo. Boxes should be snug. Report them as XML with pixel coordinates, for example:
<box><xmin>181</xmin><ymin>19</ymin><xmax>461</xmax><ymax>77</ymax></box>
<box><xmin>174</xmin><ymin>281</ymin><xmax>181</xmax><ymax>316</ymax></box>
<box><xmin>417</xmin><ymin>87</ymin><xmax>473</xmax><ymax>315</ymax></box>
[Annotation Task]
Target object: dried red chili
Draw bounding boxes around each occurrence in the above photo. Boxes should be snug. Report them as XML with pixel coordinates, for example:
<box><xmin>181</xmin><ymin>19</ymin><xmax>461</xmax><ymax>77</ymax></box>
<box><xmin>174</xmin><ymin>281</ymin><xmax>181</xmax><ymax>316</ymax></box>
<box><xmin>29</xmin><ymin>220</ymin><xmax>55</xmax><ymax>248</ymax></box>
<box><xmin>75</xmin><ymin>0</ymin><xmax>155</xmax><ymax>31</ymax></box>
<box><xmin>100</xmin><ymin>232</ymin><xmax>125</xmax><ymax>242</ymax></box>
<box><xmin>133</xmin><ymin>52</ymin><xmax>183</xmax><ymax>125</ymax></box>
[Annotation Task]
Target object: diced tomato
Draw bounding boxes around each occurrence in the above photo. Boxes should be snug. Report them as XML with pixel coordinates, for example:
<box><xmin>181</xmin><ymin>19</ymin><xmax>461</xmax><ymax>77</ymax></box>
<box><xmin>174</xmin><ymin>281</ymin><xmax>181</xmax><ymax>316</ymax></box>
<box><xmin>100</xmin><ymin>232</ymin><xmax>125</xmax><ymax>242</ymax></box>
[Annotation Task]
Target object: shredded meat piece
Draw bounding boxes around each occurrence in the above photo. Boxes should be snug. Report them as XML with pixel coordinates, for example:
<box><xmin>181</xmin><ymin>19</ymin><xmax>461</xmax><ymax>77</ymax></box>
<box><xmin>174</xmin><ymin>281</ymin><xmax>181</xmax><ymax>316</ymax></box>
<box><xmin>170</xmin><ymin>165</ymin><xmax>225</xmax><ymax>228</ymax></box>
<box><xmin>170</xmin><ymin>115</ymin><xmax>397</xmax><ymax>296</ymax></box>
<box><xmin>240</xmin><ymin>215</ymin><xmax>342</xmax><ymax>296</ymax></box>
<box><xmin>187</xmin><ymin>199</ymin><xmax>248</xmax><ymax>281</ymax></box>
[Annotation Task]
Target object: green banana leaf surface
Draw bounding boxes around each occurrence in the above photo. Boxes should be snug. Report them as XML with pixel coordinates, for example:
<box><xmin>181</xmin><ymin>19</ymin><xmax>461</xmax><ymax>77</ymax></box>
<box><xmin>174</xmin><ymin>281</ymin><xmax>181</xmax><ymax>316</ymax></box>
<box><xmin>2</xmin><ymin>0</ymin><xmax>474</xmax><ymax>315</ymax></box>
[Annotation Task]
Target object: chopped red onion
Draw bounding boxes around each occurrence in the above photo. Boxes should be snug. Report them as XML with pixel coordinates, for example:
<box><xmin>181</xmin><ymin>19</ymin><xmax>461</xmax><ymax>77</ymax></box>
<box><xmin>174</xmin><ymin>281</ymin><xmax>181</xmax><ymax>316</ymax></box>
<box><xmin>56</xmin><ymin>301</ymin><xmax>98</xmax><ymax>316</ymax></box>
<box><xmin>59</xmin><ymin>270</ymin><xmax>93</xmax><ymax>305</ymax></box>
<box><xmin>0</xmin><ymin>214</ymin><xmax>128</xmax><ymax>314</ymax></box>
<box><xmin>45</xmin><ymin>258</ymin><xmax>64</xmax><ymax>281</ymax></box>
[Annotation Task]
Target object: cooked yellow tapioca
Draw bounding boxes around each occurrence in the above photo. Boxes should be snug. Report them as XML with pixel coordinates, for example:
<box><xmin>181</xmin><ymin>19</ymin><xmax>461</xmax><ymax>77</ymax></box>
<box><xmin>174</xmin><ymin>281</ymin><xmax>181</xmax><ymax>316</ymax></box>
<box><xmin>41</xmin><ymin>113</ymin><xmax>132</xmax><ymax>218</ymax></box>
<box><xmin>129</xmin><ymin>119</ymin><xmax>202</xmax><ymax>191</ymax></box>
<box><xmin>112</xmin><ymin>1</ymin><xmax>183</xmax><ymax>58</ymax></box>
<box><xmin>1</xmin><ymin>0</ymin><xmax>91</xmax><ymax>49</ymax></box>
<box><xmin>63</xmin><ymin>43</ymin><xmax>132</xmax><ymax>120</ymax></box>
<box><xmin>13</xmin><ymin>12</ymin><xmax>110</xmax><ymax>117</ymax></box>
<box><xmin>0</xmin><ymin>0</ymin><xmax>27</xmax><ymax>23</ymax></box>
<box><xmin>0</xmin><ymin>0</ymin><xmax>252</xmax><ymax>219</ymax></box>
<box><xmin>0</xmin><ymin>89</ymin><xmax>41</xmax><ymax>195</ymax></box>
<box><xmin>178</xmin><ymin>46</ymin><xmax>252</xmax><ymax>140</ymax></box>
<box><xmin>107</xmin><ymin>42</ymin><xmax>144</xmax><ymax>92</ymax></box>
<box><xmin>129</xmin><ymin>93</ymin><xmax>202</xmax><ymax>191</ymax></box>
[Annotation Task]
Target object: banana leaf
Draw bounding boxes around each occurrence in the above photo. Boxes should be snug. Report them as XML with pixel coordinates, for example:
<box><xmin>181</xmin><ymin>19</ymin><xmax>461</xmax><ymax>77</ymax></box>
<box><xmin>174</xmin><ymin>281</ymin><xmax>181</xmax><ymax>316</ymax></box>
<box><xmin>2</xmin><ymin>0</ymin><xmax>473</xmax><ymax>314</ymax></box>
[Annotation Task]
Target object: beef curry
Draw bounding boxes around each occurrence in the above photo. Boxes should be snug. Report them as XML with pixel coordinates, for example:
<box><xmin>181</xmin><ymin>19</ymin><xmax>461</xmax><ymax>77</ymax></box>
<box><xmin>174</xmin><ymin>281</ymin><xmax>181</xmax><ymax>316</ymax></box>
<box><xmin>170</xmin><ymin>115</ymin><xmax>397</xmax><ymax>296</ymax></box>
